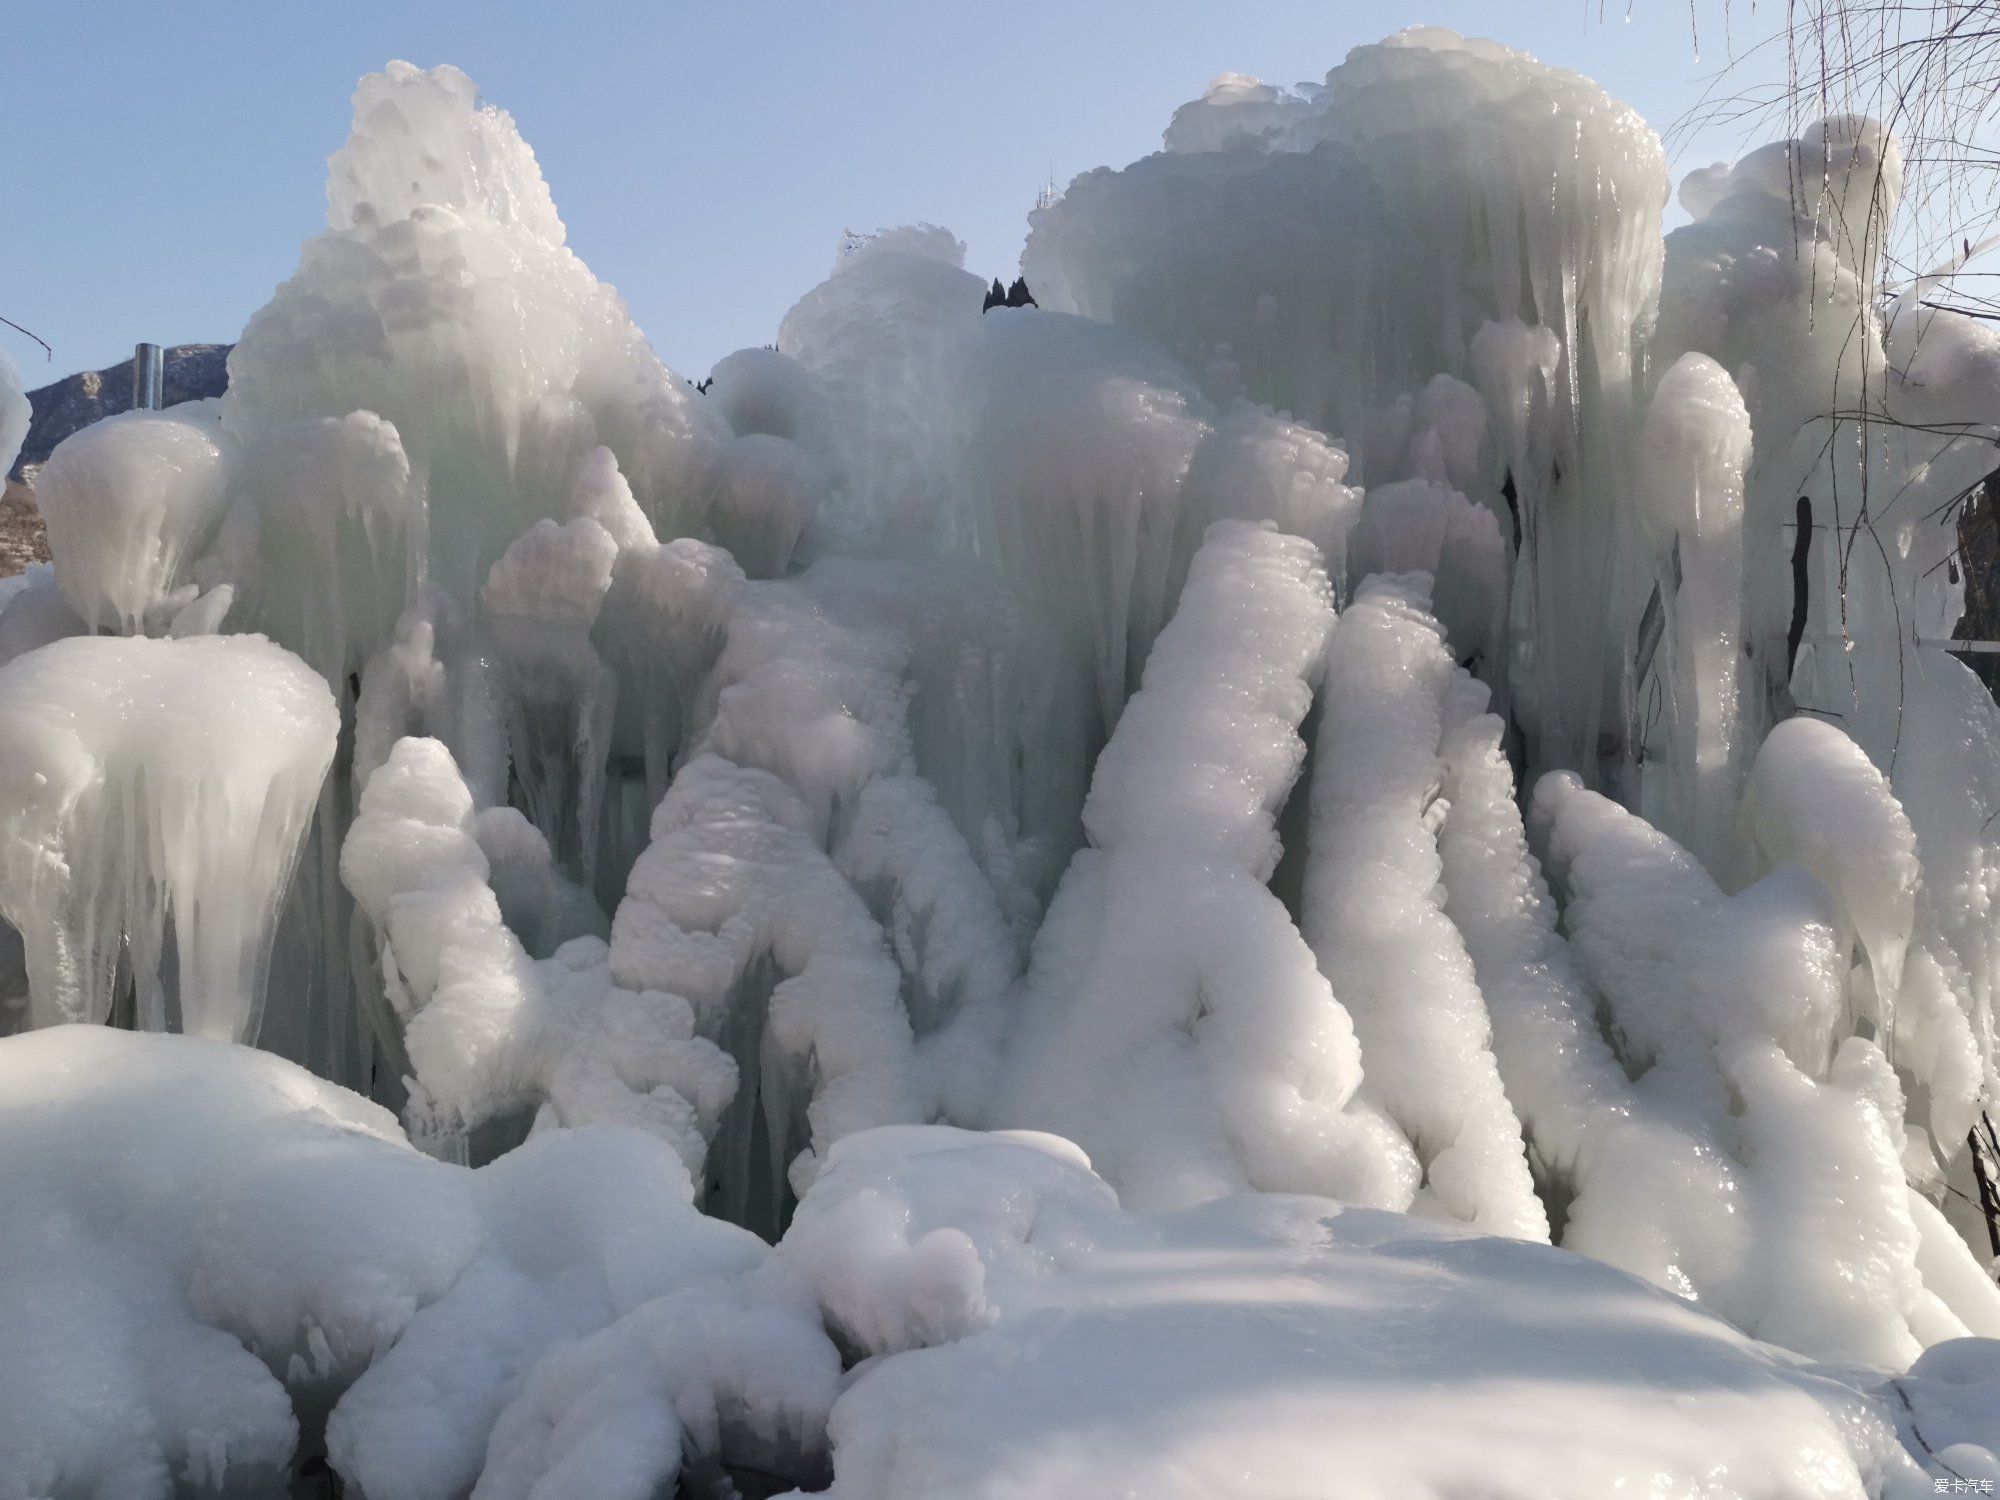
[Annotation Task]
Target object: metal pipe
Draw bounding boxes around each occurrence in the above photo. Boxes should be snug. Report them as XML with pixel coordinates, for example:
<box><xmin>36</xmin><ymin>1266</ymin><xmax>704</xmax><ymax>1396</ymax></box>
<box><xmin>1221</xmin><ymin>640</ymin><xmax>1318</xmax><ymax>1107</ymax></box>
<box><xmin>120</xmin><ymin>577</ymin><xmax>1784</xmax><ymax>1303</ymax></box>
<box><xmin>132</xmin><ymin>342</ymin><xmax>164</xmax><ymax>411</ymax></box>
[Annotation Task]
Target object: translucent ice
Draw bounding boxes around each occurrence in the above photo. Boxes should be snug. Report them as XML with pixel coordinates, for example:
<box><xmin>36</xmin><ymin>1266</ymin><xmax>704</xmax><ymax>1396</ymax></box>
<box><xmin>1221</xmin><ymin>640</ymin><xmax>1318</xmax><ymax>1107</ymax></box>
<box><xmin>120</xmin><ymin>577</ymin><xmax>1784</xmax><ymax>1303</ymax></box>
<box><xmin>0</xmin><ymin>634</ymin><xmax>335</xmax><ymax>1040</ymax></box>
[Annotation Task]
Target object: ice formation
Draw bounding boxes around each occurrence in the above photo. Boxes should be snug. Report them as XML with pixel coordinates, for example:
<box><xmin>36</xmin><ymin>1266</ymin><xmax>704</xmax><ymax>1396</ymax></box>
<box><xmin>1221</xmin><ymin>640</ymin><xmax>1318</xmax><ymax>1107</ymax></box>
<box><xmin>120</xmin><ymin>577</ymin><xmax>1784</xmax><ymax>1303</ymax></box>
<box><xmin>0</xmin><ymin>634</ymin><xmax>336</xmax><ymax>1040</ymax></box>
<box><xmin>992</xmin><ymin>521</ymin><xmax>1415</xmax><ymax>1212</ymax></box>
<box><xmin>7</xmin><ymin>27</ymin><xmax>2000</xmax><ymax>1496</ymax></box>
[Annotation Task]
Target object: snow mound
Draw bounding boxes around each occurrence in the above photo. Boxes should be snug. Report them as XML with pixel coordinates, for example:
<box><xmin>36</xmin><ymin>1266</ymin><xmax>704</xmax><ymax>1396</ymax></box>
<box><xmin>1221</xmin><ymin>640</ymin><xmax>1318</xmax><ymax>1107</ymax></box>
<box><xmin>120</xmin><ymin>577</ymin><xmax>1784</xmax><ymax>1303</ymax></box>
<box><xmin>765</xmin><ymin>1126</ymin><xmax>1984</xmax><ymax>1500</ymax></box>
<box><xmin>0</xmin><ymin>1025</ymin><xmax>835</xmax><ymax>1500</ymax></box>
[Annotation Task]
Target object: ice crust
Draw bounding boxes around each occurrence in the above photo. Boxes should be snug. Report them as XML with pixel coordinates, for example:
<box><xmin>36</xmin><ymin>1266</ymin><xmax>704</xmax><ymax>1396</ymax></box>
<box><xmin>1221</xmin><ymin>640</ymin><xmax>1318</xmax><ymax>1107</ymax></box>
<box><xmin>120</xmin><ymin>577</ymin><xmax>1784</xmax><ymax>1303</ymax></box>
<box><xmin>8</xmin><ymin>32</ymin><xmax>2000</xmax><ymax>1498</ymax></box>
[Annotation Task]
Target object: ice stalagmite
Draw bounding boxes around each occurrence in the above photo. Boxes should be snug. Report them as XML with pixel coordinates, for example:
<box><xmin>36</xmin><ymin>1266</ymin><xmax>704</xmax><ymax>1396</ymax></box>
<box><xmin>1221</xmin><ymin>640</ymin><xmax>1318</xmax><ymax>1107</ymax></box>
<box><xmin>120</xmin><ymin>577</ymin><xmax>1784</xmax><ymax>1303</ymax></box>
<box><xmin>226</xmin><ymin>62</ymin><xmax>726</xmax><ymax>603</ymax></box>
<box><xmin>1302</xmin><ymin>573</ymin><xmax>1545</xmax><ymax>1238</ymax></box>
<box><xmin>0</xmin><ymin>635</ymin><xmax>335</xmax><ymax>1040</ymax></box>
<box><xmin>994</xmin><ymin>521</ymin><xmax>1417</xmax><ymax>1212</ymax></box>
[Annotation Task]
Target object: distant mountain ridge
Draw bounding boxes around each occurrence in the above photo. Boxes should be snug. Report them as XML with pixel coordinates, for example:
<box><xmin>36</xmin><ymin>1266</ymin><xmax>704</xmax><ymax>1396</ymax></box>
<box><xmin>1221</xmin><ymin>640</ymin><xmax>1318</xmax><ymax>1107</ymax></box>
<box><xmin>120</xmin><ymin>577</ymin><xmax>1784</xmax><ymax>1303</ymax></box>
<box><xmin>10</xmin><ymin>343</ymin><xmax>231</xmax><ymax>480</ymax></box>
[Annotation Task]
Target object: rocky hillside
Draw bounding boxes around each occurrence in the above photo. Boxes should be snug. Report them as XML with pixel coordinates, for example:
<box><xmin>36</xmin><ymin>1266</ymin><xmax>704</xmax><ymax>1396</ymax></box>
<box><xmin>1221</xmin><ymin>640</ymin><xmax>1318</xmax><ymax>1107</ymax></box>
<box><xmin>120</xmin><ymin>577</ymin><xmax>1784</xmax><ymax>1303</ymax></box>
<box><xmin>9</xmin><ymin>342</ymin><xmax>231</xmax><ymax>481</ymax></box>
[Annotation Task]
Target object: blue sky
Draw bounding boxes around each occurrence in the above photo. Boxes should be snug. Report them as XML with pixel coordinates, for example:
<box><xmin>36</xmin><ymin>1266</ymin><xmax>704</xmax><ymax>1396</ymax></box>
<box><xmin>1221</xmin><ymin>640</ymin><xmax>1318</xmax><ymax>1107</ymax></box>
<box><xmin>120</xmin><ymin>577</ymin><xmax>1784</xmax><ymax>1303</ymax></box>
<box><xmin>1</xmin><ymin>1</ymin><xmax>1771</xmax><ymax>386</ymax></box>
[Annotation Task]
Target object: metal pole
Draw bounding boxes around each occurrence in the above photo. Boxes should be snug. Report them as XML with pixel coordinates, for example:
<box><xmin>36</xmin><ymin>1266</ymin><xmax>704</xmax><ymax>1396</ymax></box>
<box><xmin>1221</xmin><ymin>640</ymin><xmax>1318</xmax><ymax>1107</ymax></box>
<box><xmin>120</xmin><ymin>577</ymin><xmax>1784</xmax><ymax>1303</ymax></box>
<box><xmin>132</xmin><ymin>342</ymin><xmax>164</xmax><ymax>411</ymax></box>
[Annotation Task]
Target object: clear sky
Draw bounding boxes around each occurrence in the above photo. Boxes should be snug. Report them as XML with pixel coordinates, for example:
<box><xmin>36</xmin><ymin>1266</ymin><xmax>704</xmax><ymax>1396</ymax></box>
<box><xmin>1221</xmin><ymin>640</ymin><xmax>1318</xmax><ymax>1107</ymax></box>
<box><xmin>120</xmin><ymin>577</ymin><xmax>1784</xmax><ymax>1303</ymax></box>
<box><xmin>1</xmin><ymin>1</ymin><xmax>1775</xmax><ymax>387</ymax></box>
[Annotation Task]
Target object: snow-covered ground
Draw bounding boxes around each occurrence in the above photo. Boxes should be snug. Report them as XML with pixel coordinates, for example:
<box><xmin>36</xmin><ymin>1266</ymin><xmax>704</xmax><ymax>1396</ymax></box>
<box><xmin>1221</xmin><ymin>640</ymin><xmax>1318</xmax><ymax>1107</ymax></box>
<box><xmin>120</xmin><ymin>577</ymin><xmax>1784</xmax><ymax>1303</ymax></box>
<box><xmin>3</xmin><ymin>29</ymin><xmax>1999</xmax><ymax>1498</ymax></box>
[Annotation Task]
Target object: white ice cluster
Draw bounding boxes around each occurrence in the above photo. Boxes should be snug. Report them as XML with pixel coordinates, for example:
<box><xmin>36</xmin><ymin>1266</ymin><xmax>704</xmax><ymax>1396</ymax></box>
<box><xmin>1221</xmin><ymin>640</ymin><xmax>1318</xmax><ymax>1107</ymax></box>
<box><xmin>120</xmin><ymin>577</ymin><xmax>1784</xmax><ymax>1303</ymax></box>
<box><xmin>6</xmin><ymin>28</ymin><xmax>2000</xmax><ymax>1496</ymax></box>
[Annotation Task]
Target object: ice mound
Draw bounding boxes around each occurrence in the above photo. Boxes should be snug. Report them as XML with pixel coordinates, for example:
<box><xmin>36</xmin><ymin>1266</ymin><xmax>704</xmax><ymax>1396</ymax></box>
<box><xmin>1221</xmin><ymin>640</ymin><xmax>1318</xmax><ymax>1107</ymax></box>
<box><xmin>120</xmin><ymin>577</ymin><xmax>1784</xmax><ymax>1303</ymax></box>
<box><xmin>224</xmin><ymin>61</ymin><xmax>727</xmax><ymax>604</ymax></box>
<box><xmin>34</xmin><ymin>402</ymin><xmax>235</xmax><ymax>634</ymax></box>
<box><xmin>7</xmin><ymin>1034</ymin><xmax>1994</xmax><ymax>1497</ymax></box>
<box><xmin>0</xmin><ymin>633</ymin><xmax>336</xmax><ymax>1040</ymax></box>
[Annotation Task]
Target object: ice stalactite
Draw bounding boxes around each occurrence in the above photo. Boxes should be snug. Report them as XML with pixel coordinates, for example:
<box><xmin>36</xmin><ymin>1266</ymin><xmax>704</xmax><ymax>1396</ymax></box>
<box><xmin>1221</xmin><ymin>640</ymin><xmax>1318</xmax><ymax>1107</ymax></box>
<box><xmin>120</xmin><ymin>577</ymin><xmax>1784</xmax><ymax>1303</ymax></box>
<box><xmin>1302</xmin><ymin>572</ymin><xmax>1546</xmax><ymax>1238</ymax></box>
<box><xmin>565</xmin><ymin>445</ymin><xmax>746</xmax><ymax>897</ymax></box>
<box><xmin>994</xmin><ymin>521</ymin><xmax>1417</xmax><ymax>1212</ymax></box>
<box><xmin>795</xmin><ymin>555</ymin><xmax>1076</xmax><ymax>924</ymax></box>
<box><xmin>1026</xmin><ymin>28</ymin><xmax>1669</xmax><ymax>788</ymax></box>
<box><xmin>480</xmin><ymin>515</ymin><xmax>621</xmax><ymax>882</ymax></box>
<box><xmin>1020</xmin><ymin>143</ymin><xmax>1395</xmax><ymax>435</ymax></box>
<box><xmin>0</xmin><ymin>634</ymin><xmax>336</xmax><ymax>1041</ymax></box>
<box><xmin>1346</xmin><ymin>478</ymin><xmax>1507</xmax><ymax>667</ymax></box>
<box><xmin>206</xmin><ymin>410</ymin><xmax>425</xmax><ymax>690</ymax></box>
<box><xmin>0</xmin><ymin>348</ymin><xmax>25</xmax><ymax>478</ymax></box>
<box><xmin>959</xmin><ymin>309</ymin><xmax>1213</xmax><ymax>743</ymax></box>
